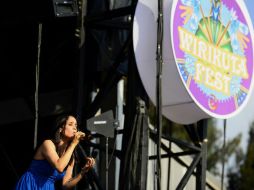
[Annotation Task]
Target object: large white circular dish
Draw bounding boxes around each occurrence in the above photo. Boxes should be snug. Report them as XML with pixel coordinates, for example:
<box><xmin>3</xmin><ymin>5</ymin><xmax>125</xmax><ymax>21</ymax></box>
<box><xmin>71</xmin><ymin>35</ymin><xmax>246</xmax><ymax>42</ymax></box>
<box><xmin>133</xmin><ymin>0</ymin><xmax>254</xmax><ymax>124</ymax></box>
<box><xmin>133</xmin><ymin>0</ymin><xmax>209</xmax><ymax>124</ymax></box>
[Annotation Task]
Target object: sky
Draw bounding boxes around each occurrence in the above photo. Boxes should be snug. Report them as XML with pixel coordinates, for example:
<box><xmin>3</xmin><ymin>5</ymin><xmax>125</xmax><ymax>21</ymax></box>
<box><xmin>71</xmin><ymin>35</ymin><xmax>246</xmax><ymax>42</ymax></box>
<box><xmin>216</xmin><ymin>0</ymin><xmax>254</xmax><ymax>154</ymax></box>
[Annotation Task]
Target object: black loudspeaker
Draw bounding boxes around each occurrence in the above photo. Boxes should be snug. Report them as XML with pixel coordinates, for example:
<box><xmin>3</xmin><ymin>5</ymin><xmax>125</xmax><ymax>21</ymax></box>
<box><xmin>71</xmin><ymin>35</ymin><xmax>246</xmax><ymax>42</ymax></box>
<box><xmin>52</xmin><ymin>0</ymin><xmax>78</xmax><ymax>17</ymax></box>
<box><xmin>86</xmin><ymin>110</ymin><xmax>118</xmax><ymax>138</ymax></box>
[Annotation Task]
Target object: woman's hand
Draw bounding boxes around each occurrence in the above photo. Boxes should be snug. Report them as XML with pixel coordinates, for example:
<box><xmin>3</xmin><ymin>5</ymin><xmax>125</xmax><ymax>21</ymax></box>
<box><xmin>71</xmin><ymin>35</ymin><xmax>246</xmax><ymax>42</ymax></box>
<box><xmin>72</xmin><ymin>131</ymin><xmax>86</xmax><ymax>145</ymax></box>
<box><xmin>81</xmin><ymin>157</ymin><xmax>95</xmax><ymax>176</ymax></box>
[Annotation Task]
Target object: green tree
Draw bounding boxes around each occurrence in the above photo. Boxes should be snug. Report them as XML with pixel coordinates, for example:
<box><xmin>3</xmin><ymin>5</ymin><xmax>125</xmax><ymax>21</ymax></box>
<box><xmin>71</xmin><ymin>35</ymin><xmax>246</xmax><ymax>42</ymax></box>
<box><xmin>227</xmin><ymin>122</ymin><xmax>254</xmax><ymax>190</ymax></box>
<box><xmin>240</xmin><ymin>124</ymin><xmax>254</xmax><ymax>189</ymax></box>
<box><xmin>206</xmin><ymin>119</ymin><xmax>242</xmax><ymax>175</ymax></box>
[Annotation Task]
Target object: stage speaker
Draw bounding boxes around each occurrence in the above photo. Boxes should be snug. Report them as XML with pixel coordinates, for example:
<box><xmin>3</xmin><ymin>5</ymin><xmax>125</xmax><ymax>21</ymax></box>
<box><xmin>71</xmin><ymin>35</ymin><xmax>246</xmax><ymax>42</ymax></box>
<box><xmin>52</xmin><ymin>0</ymin><xmax>78</xmax><ymax>17</ymax></box>
<box><xmin>133</xmin><ymin>0</ymin><xmax>254</xmax><ymax>124</ymax></box>
<box><xmin>86</xmin><ymin>110</ymin><xmax>117</xmax><ymax>138</ymax></box>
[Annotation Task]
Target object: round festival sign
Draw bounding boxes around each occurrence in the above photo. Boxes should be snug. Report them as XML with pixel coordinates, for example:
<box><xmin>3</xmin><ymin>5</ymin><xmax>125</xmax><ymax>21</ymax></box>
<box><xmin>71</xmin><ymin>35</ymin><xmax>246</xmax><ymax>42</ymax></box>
<box><xmin>171</xmin><ymin>0</ymin><xmax>254</xmax><ymax>119</ymax></box>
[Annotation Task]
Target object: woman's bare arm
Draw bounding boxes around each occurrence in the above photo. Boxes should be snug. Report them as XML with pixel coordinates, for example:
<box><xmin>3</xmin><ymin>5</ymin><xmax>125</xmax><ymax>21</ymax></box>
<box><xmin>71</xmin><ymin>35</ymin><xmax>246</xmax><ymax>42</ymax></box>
<box><xmin>62</xmin><ymin>157</ymin><xmax>96</xmax><ymax>189</ymax></box>
<box><xmin>34</xmin><ymin>131</ymin><xmax>85</xmax><ymax>173</ymax></box>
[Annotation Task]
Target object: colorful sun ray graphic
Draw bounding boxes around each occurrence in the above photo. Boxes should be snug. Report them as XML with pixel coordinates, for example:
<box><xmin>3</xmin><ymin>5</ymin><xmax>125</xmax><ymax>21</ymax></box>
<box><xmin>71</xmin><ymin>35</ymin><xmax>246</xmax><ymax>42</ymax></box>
<box><xmin>177</xmin><ymin>0</ymin><xmax>250</xmax><ymax>111</ymax></box>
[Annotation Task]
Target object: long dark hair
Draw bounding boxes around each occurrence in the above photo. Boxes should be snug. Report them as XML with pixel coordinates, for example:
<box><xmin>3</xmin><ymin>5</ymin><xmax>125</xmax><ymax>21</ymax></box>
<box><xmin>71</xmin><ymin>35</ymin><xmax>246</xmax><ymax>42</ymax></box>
<box><xmin>52</xmin><ymin>114</ymin><xmax>73</xmax><ymax>144</ymax></box>
<box><xmin>51</xmin><ymin>114</ymin><xmax>79</xmax><ymax>162</ymax></box>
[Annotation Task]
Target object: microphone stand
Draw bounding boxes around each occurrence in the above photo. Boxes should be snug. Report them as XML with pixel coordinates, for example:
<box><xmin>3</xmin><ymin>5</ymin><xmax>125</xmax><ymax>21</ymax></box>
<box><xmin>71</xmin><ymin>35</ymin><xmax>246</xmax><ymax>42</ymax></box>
<box><xmin>106</xmin><ymin>137</ymin><xmax>109</xmax><ymax>190</ymax></box>
<box><xmin>77</xmin><ymin>144</ymin><xmax>104</xmax><ymax>190</ymax></box>
<box><xmin>86</xmin><ymin>110</ymin><xmax>117</xmax><ymax>190</ymax></box>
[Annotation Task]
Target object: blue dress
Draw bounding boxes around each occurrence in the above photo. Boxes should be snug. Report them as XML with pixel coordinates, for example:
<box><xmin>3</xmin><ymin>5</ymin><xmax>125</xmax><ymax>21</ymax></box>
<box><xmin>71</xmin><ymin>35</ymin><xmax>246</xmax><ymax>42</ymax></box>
<box><xmin>14</xmin><ymin>159</ymin><xmax>65</xmax><ymax>190</ymax></box>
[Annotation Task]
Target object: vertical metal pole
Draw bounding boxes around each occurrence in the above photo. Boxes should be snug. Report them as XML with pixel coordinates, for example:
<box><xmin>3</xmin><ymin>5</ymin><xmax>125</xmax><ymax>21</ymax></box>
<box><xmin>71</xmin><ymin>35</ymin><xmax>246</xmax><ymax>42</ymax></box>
<box><xmin>115</xmin><ymin>79</ymin><xmax>124</xmax><ymax>190</ymax></box>
<box><xmin>106</xmin><ymin>137</ymin><xmax>109</xmax><ymax>190</ymax></box>
<box><xmin>196</xmin><ymin>119</ymin><xmax>208</xmax><ymax>190</ymax></box>
<box><xmin>221</xmin><ymin>119</ymin><xmax>227</xmax><ymax>190</ymax></box>
<box><xmin>156</xmin><ymin>0</ymin><xmax>163</xmax><ymax>189</ymax></box>
<box><xmin>34</xmin><ymin>23</ymin><xmax>42</xmax><ymax>149</ymax></box>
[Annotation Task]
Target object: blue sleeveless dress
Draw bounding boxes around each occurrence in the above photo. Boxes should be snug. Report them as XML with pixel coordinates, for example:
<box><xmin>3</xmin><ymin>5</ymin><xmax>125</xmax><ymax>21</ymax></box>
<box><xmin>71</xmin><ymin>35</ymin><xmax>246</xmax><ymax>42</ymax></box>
<box><xmin>14</xmin><ymin>159</ymin><xmax>65</xmax><ymax>190</ymax></box>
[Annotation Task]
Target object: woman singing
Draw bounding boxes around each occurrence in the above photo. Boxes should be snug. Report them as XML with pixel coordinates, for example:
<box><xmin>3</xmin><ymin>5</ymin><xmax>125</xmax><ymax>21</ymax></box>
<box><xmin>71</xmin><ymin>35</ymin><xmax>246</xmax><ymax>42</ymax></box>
<box><xmin>14</xmin><ymin>114</ymin><xmax>95</xmax><ymax>190</ymax></box>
